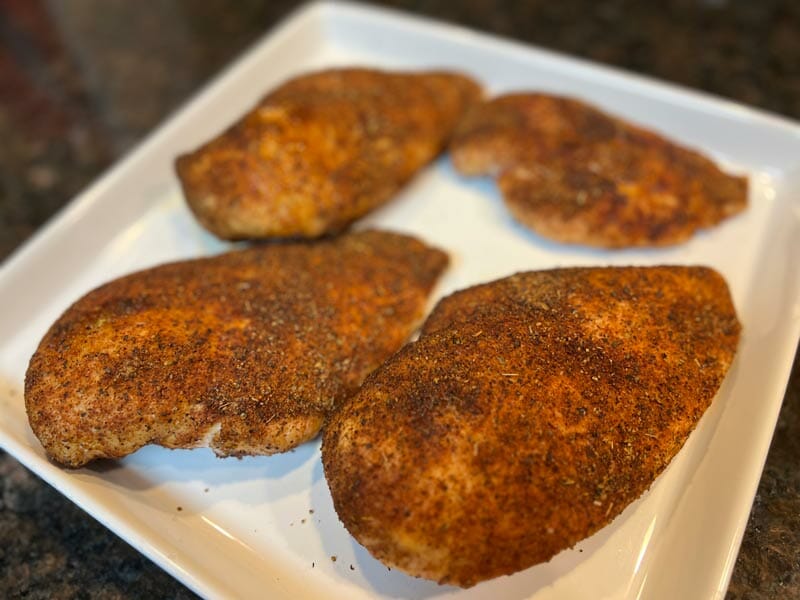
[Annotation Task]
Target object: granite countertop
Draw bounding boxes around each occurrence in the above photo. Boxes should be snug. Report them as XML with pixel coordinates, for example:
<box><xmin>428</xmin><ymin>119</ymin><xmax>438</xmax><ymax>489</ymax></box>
<box><xmin>0</xmin><ymin>1</ymin><xmax>797</xmax><ymax>597</ymax></box>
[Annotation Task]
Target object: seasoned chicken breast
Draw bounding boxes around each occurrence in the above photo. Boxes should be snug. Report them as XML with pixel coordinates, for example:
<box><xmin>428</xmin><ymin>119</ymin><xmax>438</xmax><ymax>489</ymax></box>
<box><xmin>450</xmin><ymin>94</ymin><xmax>747</xmax><ymax>247</ymax></box>
<box><xmin>450</xmin><ymin>94</ymin><xmax>619</xmax><ymax>176</ymax></box>
<box><xmin>175</xmin><ymin>68</ymin><xmax>482</xmax><ymax>240</ymax></box>
<box><xmin>322</xmin><ymin>266</ymin><xmax>740</xmax><ymax>587</ymax></box>
<box><xmin>25</xmin><ymin>230</ymin><xmax>448</xmax><ymax>468</ymax></box>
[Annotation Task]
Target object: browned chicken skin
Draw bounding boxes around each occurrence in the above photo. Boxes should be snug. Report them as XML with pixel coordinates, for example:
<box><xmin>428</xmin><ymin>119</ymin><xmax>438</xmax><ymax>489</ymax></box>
<box><xmin>25</xmin><ymin>230</ymin><xmax>448</xmax><ymax>468</ymax></box>
<box><xmin>322</xmin><ymin>266</ymin><xmax>740</xmax><ymax>587</ymax></box>
<box><xmin>175</xmin><ymin>68</ymin><xmax>482</xmax><ymax>240</ymax></box>
<box><xmin>450</xmin><ymin>94</ymin><xmax>748</xmax><ymax>247</ymax></box>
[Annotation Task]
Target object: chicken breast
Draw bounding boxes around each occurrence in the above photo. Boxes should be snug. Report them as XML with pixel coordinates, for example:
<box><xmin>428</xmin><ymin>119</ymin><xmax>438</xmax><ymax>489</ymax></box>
<box><xmin>25</xmin><ymin>230</ymin><xmax>448</xmax><ymax>468</ymax></box>
<box><xmin>322</xmin><ymin>266</ymin><xmax>740</xmax><ymax>587</ymax></box>
<box><xmin>450</xmin><ymin>94</ymin><xmax>619</xmax><ymax>176</ymax></box>
<box><xmin>175</xmin><ymin>68</ymin><xmax>482</xmax><ymax>240</ymax></box>
<box><xmin>450</xmin><ymin>94</ymin><xmax>747</xmax><ymax>247</ymax></box>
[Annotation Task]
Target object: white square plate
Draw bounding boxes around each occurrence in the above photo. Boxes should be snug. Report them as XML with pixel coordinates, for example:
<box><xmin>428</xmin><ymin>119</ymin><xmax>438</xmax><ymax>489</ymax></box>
<box><xmin>1</xmin><ymin>2</ymin><xmax>799</xmax><ymax>598</ymax></box>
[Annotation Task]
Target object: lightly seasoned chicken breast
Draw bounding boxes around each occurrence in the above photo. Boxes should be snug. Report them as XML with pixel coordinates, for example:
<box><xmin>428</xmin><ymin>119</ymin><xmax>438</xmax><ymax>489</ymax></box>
<box><xmin>450</xmin><ymin>93</ymin><xmax>747</xmax><ymax>247</ymax></box>
<box><xmin>322</xmin><ymin>266</ymin><xmax>740</xmax><ymax>587</ymax></box>
<box><xmin>175</xmin><ymin>68</ymin><xmax>482</xmax><ymax>240</ymax></box>
<box><xmin>25</xmin><ymin>230</ymin><xmax>448</xmax><ymax>468</ymax></box>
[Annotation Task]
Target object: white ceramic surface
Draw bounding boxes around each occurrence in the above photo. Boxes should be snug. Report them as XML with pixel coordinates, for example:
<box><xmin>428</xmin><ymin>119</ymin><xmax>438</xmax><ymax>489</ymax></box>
<box><xmin>1</xmin><ymin>2</ymin><xmax>799</xmax><ymax>599</ymax></box>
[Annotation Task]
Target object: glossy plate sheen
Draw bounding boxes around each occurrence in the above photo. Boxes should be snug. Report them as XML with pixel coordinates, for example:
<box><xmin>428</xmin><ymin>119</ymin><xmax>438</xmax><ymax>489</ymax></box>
<box><xmin>1</xmin><ymin>2</ymin><xmax>799</xmax><ymax>599</ymax></box>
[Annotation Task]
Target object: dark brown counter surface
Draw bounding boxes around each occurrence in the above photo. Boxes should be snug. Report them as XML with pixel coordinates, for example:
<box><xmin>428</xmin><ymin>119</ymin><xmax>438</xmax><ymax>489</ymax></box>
<box><xmin>0</xmin><ymin>1</ymin><xmax>797</xmax><ymax>598</ymax></box>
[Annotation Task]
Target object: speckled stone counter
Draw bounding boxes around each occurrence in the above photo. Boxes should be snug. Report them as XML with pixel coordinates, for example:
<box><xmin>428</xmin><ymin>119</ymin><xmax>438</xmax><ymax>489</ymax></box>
<box><xmin>0</xmin><ymin>1</ymin><xmax>797</xmax><ymax>597</ymax></box>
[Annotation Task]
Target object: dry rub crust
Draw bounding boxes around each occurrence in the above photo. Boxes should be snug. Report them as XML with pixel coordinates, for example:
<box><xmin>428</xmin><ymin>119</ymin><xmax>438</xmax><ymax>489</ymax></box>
<box><xmin>322</xmin><ymin>266</ymin><xmax>740</xmax><ymax>587</ymax></box>
<box><xmin>449</xmin><ymin>94</ymin><xmax>748</xmax><ymax>247</ymax></box>
<box><xmin>25</xmin><ymin>230</ymin><xmax>448</xmax><ymax>468</ymax></box>
<box><xmin>175</xmin><ymin>68</ymin><xmax>482</xmax><ymax>240</ymax></box>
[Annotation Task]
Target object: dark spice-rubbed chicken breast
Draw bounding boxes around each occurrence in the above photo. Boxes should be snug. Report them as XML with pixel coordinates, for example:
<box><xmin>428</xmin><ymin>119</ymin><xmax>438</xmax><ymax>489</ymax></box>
<box><xmin>450</xmin><ymin>94</ymin><xmax>747</xmax><ymax>247</ymax></box>
<box><xmin>25</xmin><ymin>230</ymin><xmax>448</xmax><ymax>468</ymax></box>
<box><xmin>175</xmin><ymin>68</ymin><xmax>482</xmax><ymax>240</ymax></box>
<box><xmin>322</xmin><ymin>266</ymin><xmax>740</xmax><ymax>587</ymax></box>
